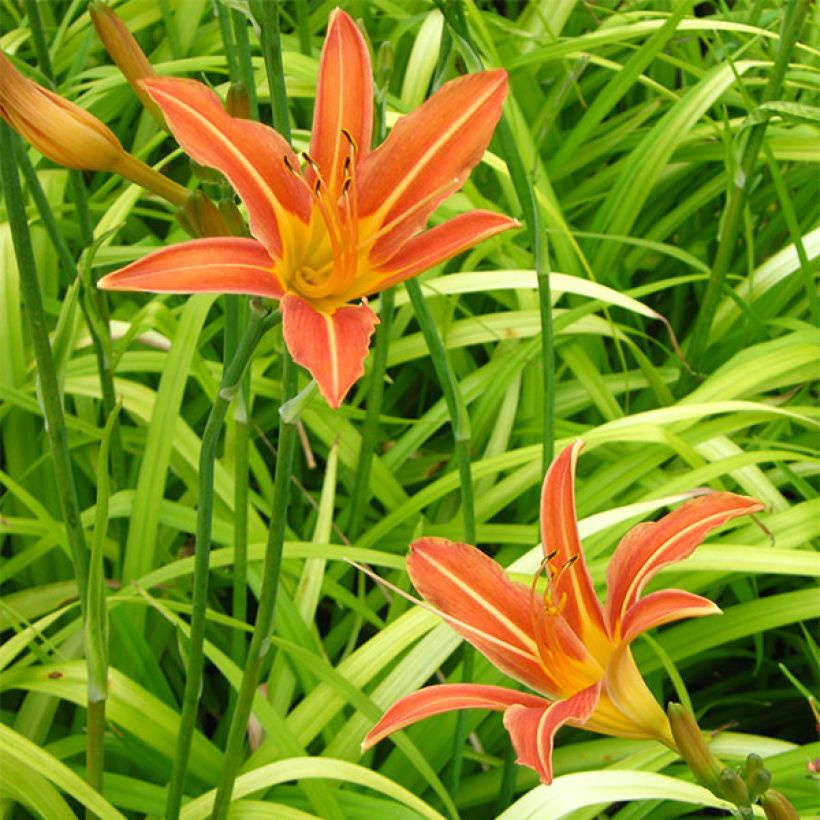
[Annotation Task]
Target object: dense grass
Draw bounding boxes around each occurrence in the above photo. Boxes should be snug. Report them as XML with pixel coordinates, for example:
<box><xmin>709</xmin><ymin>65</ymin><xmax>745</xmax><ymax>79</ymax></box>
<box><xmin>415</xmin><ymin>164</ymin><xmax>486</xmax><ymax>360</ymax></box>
<box><xmin>1</xmin><ymin>0</ymin><xmax>818</xmax><ymax>817</ymax></box>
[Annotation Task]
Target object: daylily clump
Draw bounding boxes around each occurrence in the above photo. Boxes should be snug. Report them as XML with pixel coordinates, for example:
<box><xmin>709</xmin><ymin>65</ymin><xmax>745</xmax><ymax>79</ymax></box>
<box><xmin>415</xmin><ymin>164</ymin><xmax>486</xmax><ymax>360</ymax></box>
<box><xmin>363</xmin><ymin>440</ymin><xmax>764</xmax><ymax>783</ymax></box>
<box><xmin>98</xmin><ymin>9</ymin><xmax>518</xmax><ymax>407</ymax></box>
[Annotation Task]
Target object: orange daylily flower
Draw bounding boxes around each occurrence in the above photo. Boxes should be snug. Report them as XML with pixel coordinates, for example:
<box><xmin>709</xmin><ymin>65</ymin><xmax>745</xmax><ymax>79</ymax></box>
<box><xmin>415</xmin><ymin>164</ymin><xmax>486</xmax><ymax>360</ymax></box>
<box><xmin>98</xmin><ymin>9</ymin><xmax>517</xmax><ymax>407</ymax></box>
<box><xmin>363</xmin><ymin>440</ymin><xmax>764</xmax><ymax>784</ymax></box>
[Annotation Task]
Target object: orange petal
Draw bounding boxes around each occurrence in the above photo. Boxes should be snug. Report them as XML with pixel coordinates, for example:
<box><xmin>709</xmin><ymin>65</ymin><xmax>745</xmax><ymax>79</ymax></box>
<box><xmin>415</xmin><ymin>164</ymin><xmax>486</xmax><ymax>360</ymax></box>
<box><xmin>362</xmin><ymin>211</ymin><xmax>518</xmax><ymax>295</ymax></box>
<box><xmin>280</xmin><ymin>293</ymin><xmax>378</xmax><ymax>408</ymax></box>
<box><xmin>97</xmin><ymin>237</ymin><xmax>281</xmax><ymax>297</ymax></box>
<box><xmin>620</xmin><ymin>589</ymin><xmax>720</xmax><ymax>644</ymax></box>
<box><xmin>357</xmin><ymin>69</ymin><xmax>508</xmax><ymax>264</ymax></box>
<box><xmin>503</xmin><ymin>682</ymin><xmax>601</xmax><ymax>784</ymax></box>
<box><xmin>362</xmin><ymin>683</ymin><xmax>544</xmax><ymax>750</ymax></box>
<box><xmin>407</xmin><ymin>538</ymin><xmax>557</xmax><ymax>696</ymax></box>
<box><xmin>142</xmin><ymin>77</ymin><xmax>310</xmax><ymax>260</ymax></box>
<box><xmin>309</xmin><ymin>9</ymin><xmax>373</xmax><ymax>198</ymax></box>
<box><xmin>540</xmin><ymin>441</ymin><xmax>607</xmax><ymax>646</ymax></box>
<box><xmin>604</xmin><ymin>492</ymin><xmax>764</xmax><ymax>635</ymax></box>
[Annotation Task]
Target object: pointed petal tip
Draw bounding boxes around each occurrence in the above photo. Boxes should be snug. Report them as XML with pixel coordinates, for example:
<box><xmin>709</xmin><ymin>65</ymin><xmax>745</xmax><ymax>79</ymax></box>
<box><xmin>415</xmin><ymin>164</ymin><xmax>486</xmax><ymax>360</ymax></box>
<box><xmin>282</xmin><ymin>295</ymin><xmax>378</xmax><ymax>409</ymax></box>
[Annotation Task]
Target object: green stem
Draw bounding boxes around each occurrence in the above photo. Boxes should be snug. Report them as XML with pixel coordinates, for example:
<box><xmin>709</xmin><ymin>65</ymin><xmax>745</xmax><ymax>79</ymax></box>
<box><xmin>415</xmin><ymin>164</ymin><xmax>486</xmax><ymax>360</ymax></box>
<box><xmin>534</xmin><ymin>201</ymin><xmax>555</xmax><ymax>469</ymax></box>
<box><xmin>230</xmin><ymin>373</ymin><xmax>251</xmax><ymax>664</ymax></box>
<box><xmin>164</xmin><ymin>305</ymin><xmax>280</xmax><ymax>820</ymax></box>
<box><xmin>682</xmin><ymin>0</ymin><xmax>811</xmax><ymax>382</ymax></box>
<box><xmin>347</xmin><ymin>288</ymin><xmax>395</xmax><ymax>540</ymax></box>
<box><xmin>0</xmin><ymin>122</ymin><xmax>89</xmax><ymax>608</ymax></box>
<box><xmin>405</xmin><ymin>277</ymin><xmax>475</xmax><ymax>798</ymax></box>
<box><xmin>249</xmin><ymin>0</ymin><xmax>291</xmax><ymax>141</ymax></box>
<box><xmin>231</xmin><ymin>9</ymin><xmax>259</xmax><ymax>120</ymax></box>
<box><xmin>294</xmin><ymin>0</ymin><xmax>312</xmax><ymax>56</ymax></box>
<box><xmin>210</xmin><ymin>348</ymin><xmax>299</xmax><ymax>819</ymax></box>
<box><xmin>85</xmin><ymin>405</ymin><xmax>118</xmax><ymax>813</ymax></box>
<box><xmin>214</xmin><ymin>0</ymin><xmax>239</xmax><ymax>81</ymax></box>
<box><xmin>23</xmin><ymin>0</ymin><xmax>54</xmax><ymax>82</ymax></box>
<box><xmin>16</xmin><ymin>143</ymin><xmax>126</xmax><ymax>499</ymax></box>
<box><xmin>435</xmin><ymin>1</ymin><xmax>555</xmax><ymax>469</ymax></box>
<box><xmin>69</xmin><ymin>170</ymin><xmax>95</xmax><ymax>249</ymax></box>
<box><xmin>495</xmin><ymin>745</ymin><xmax>518</xmax><ymax>814</ymax></box>
<box><xmin>405</xmin><ymin>280</ymin><xmax>475</xmax><ymax>543</ymax></box>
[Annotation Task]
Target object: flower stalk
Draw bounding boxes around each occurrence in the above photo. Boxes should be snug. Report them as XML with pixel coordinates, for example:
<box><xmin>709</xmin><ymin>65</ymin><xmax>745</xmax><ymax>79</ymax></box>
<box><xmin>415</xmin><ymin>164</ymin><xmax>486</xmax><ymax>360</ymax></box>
<box><xmin>668</xmin><ymin>704</ymin><xmax>800</xmax><ymax>818</ymax></box>
<box><xmin>210</xmin><ymin>348</ymin><xmax>300</xmax><ymax>819</ymax></box>
<box><xmin>163</xmin><ymin>303</ymin><xmax>281</xmax><ymax>819</ymax></box>
<box><xmin>0</xmin><ymin>121</ymin><xmax>90</xmax><ymax>609</ymax></box>
<box><xmin>210</xmin><ymin>8</ymin><xmax>300</xmax><ymax>817</ymax></box>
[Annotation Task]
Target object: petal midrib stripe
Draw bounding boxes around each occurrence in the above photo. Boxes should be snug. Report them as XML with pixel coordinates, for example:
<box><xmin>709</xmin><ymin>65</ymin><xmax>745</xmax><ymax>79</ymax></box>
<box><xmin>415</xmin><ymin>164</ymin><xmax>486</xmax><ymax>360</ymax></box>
<box><xmin>619</xmin><ymin>509</ymin><xmax>743</xmax><ymax>619</ymax></box>
<box><xmin>376</xmin><ymin>80</ymin><xmax>499</xmax><ymax>219</ymax></box>
<box><xmin>421</xmin><ymin>552</ymin><xmax>540</xmax><ymax>655</ymax></box>
<box><xmin>323</xmin><ymin>313</ymin><xmax>340</xmax><ymax>400</ymax></box>
<box><xmin>153</xmin><ymin>88</ymin><xmax>288</xmax><ymax>231</ymax></box>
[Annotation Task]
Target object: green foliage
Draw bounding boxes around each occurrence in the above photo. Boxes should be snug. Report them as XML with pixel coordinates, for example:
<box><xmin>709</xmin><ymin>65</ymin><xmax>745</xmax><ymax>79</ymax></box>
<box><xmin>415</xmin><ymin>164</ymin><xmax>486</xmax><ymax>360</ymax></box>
<box><xmin>1</xmin><ymin>0</ymin><xmax>817</xmax><ymax>817</ymax></box>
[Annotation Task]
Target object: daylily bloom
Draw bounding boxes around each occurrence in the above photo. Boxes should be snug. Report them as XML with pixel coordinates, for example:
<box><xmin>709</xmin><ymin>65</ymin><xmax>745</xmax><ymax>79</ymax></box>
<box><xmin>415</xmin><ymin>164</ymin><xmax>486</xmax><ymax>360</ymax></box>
<box><xmin>0</xmin><ymin>51</ymin><xmax>187</xmax><ymax>205</ymax></box>
<box><xmin>363</xmin><ymin>440</ymin><xmax>764</xmax><ymax>783</ymax></box>
<box><xmin>97</xmin><ymin>9</ymin><xmax>517</xmax><ymax>407</ymax></box>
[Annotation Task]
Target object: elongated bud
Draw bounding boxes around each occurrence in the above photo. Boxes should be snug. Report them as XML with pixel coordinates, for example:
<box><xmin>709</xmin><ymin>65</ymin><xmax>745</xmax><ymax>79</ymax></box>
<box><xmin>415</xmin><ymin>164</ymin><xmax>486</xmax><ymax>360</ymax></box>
<box><xmin>218</xmin><ymin>199</ymin><xmax>246</xmax><ymax>236</ymax></box>
<box><xmin>667</xmin><ymin>703</ymin><xmax>723</xmax><ymax>791</ymax></box>
<box><xmin>88</xmin><ymin>1</ymin><xmax>165</xmax><ymax>126</ymax></box>
<box><xmin>376</xmin><ymin>41</ymin><xmax>394</xmax><ymax>98</ymax></box>
<box><xmin>747</xmin><ymin>765</ymin><xmax>772</xmax><ymax>799</ymax></box>
<box><xmin>0</xmin><ymin>51</ymin><xmax>125</xmax><ymax>171</ymax></box>
<box><xmin>178</xmin><ymin>190</ymin><xmax>232</xmax><ymax>237</ymax></box>
<box><xmin>0</xmin><ymin>51</ymin><xmax>188</xmax><ymax>205</ymax></box>
<box><xmin>718</xmin><ymin>767</ymin><xmax>751</xmax><ymax>808</ymax></box>
<box><xmin>760</xmin><ymin>789</ymin><xmax>800</xmax><ymax>820</ymax></box>
<box><xmin>226</xmin><ymin>82</ymin><xmax>250</xmax><ymax>119</ymax></box>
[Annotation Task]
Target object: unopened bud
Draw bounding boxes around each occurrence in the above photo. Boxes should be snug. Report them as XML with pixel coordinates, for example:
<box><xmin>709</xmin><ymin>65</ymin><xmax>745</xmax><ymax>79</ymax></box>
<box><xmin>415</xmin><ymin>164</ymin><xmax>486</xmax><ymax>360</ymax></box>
<box><xmin>747</xmin><ymin>765</ymin><xmax>772</xmax><ymax>799</ymax></box>
<box><xmin>226</xmin><ymin>82</ymin><xmax>250</xmax><ymax>119</ymax></box>
<box><xmin>718</xmin><ymin>767</ymin><xmax>751</xmax><ymax>807</ymax></box>
<box><xmin>376</xmin><ymin>41</ymin><xmax>394</xmax><ymax>94</ymax></box>
<box><xmin>0</xmin><ymin>50</ymin><xmax>187</xmax><ymax>204</ymax></box>
<box><xmin>0</xmin><ymin>51</ymin><xmax>125</xmax><ymax>171</ymax></box>
<box><xmin>760</xmin><ymin>788</ymin><xmax>800</xmax><ymax>820</ymax></box>
<box><xmin>89</xmin><ymin>1</ymin><xmax>165</xmax><ymax>126</ymax></box>
<box><xmin>178</xmin><ymin>190</ymin><xmax>231</xmax><ymax>237</ymax></box>
<box><xmin>667</xmin><ymin>703</ymin><xmax>723</xmax><ymax>791</ymax></box>
<box><xmin>218</xmin><ymin>199</ymin><xmax>246</xmax><ymax>236</ymax></box>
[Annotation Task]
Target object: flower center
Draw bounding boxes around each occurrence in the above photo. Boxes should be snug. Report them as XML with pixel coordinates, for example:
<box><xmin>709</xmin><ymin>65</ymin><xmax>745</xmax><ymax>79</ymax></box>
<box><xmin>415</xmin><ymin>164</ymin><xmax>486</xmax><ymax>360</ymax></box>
<box><xmin>283</xmin><ymin>130</ymin><xmax>360</xmax><ymax>303</ymax></box>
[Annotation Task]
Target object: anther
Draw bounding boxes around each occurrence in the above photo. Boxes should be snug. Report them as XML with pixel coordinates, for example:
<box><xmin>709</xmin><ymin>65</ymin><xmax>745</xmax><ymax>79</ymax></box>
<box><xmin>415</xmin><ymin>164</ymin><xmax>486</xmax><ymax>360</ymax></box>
<box><xmin>283</xmin><ymin>155</ymin><xmax>297</xmax><ymax>174</ymax></box>
<box><xmin>313</xmin><ymin>179</ymin><xmax>322</xmax><ymax>196</ymax></box>
<box><xmin>302</xmin><ymin>151</ymin><xmax>321</xmax><ymax>173</ymax></box>
<box><xmin>341</xmin><ymin>127</ymin><xmax>357</xmax><ymax>153</ymax></box>
<box><xmin>341</xmin><ymin>177</ymin><xmax>352</xmax><ymax>196</ymax></box>
<box><xmin>343</xmin><ymin>156</ymin><xmax>352</xmax><ymax>177</ymax></box>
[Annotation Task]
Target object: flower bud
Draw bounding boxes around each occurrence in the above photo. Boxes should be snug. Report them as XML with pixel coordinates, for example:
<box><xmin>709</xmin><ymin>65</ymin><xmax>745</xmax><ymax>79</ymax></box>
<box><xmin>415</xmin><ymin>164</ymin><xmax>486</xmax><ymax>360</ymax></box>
<box><xmin>376</xmin><ymin>41</ymin><xmax>394</xmax><ymax>97</ymax></box>
<box><xmin>718</xmin><ymin>767</ymin><xmax>751</xmax><ymax>808</ymax></box>
<box><xmin>747</xmin><ymin>765</ymin><xmax>772</xmax><ymax>799</ymax></box>
<box><xmin>0</xmin><ymin>50</ymin><xmax>125</xmax><ymax>171</ymax></box>
<box><xmin>226</xmin><ymin>82</ymin><xmax>250</xmax><ymax>119</ymax></box>
<box><xmin>760</xmin><ymin>788</ymin><xmax>800</xmax><ymax>820</ymax></box>
<box><xmin>88</xmin><ymin>1</ymin><xmax>165</xmax><ymax>125</ymax></box>
<box><xmin>218</xmin><ymin>199</ymin><xmax>246</xmax><ymax>236</ymax></box>
<box><xmin>667</xmin><ymin>703</ymin><xmax>723</xmax><ymax>791</ymax></box>
<box><xmin>177</xmin><ymin>190</ymin><xmax>231</xmax><ymax>237</ymax></box>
